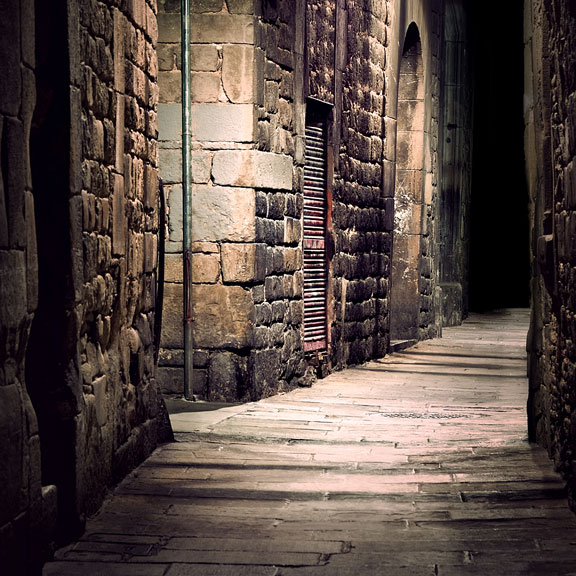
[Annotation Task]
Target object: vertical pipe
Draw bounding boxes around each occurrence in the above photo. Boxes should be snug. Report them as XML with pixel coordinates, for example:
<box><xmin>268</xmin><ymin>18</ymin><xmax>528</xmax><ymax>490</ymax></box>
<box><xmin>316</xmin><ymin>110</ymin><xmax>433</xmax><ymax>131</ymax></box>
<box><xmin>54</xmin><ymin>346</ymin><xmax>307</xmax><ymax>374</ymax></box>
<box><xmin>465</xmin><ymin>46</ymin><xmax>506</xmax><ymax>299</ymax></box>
<box><xmin>181</xmin><ymin>0</ymin><xmax>194</xmax><ymax>400</ymax></box>
<box><xmin>154</xmin><ymin>179</ymin><xmax>166</xmax><ymax>366</ymax></box>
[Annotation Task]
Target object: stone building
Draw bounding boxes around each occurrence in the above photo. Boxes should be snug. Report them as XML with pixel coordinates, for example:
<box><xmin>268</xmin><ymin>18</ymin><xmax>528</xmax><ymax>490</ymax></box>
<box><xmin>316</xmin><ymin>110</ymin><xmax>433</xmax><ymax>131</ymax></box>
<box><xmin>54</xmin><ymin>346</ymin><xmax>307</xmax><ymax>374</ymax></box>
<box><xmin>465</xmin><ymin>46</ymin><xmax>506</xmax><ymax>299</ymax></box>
<box><xmin>0</xmin><ymin>0</ymin><xmax>171</xmax><ymax>573</ymax></box>
<box><xmin>156</xmin><ymin>0</ymin><xmax>475</xmax><ymax>401</ymax></box>
<box><xmin>1</xmin><ymin>0</ymin><xmax>576</xmax><ymax>574</ymax></box>
<box><xmin>525</xmin><ymin>0</ymin><xmax>576</xmax><ymax>511</ymax></box>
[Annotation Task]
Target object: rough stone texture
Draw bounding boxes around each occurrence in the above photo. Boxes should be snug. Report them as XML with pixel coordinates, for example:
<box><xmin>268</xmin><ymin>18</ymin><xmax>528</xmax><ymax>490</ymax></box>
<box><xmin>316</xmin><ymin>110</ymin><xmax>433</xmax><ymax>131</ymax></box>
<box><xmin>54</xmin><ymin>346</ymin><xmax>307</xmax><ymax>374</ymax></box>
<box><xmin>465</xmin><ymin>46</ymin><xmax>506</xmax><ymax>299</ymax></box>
<box><xmin>192</xmin><ymin>285</ymin><xmax>254</xmax><ymax>350</ymax></box>
<box><xmin>158</xmin><ymin>0</ymin><xmax>469</xmax><ymax>400</ymax></box>
<box><xmin>330</xmin><ymin>0</ymin><xmax>392</xmax><ymax>367</ymax></box>
<box><xmin>42</xmin><ymin>311</ymin><xmax>576</xmax><ymax>576</ymax></box>
<box><xmin>0</xmin><ymin>2</ymin><xmax>171</xmax><ymax>574</ymax></box>
<box><xmin>212</xmin><ymin>150</ymin><xmax>293</xmax><ymax>190</ymax></box>
<box><xmin>192</xmin><ymin>185</ymin><xmax>256</xmax><ymax>243</ymax></box>
<box><xmin>157</xmin><ymin>0</ymin><xmax>304</xmax><ymax>401</ymax></box>
<box><xmin>525</xmin><ymin>0</ymin><xmax>576</xmax><ymax>512</ymax></box>
<box><xmin>0</xmin><ymin>3</ymin><xmax>51</xmax><ymax>573</ymax></box>
<box><xmin>191</xmin><ymin>104</ymin><xmax>257</xmax><ymax>142</ymax></box>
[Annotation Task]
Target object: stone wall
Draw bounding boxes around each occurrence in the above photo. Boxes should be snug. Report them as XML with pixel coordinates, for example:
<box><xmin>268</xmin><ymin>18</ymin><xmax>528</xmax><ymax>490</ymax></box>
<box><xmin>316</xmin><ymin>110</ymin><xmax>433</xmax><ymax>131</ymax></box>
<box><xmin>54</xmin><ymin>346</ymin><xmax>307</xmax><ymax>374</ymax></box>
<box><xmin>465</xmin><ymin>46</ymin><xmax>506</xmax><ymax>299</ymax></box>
<box><xmin>1</xmin><ymin>0</ymin><xmax>170</xmax><ymax>573</ymax></box>
<box><xmin>385</xmin><ymin>0</ymin><xmax>444</xmax><ymax>346</ymax></box>
<box><xmin>158</xmin><ymin>0</ymin><xmax>306</xmax><ymax>400</ymax></box>
<box><xmin>71</xmin><ymin>0</ymin><xmax>169</xmax><ymax>517</ymax></box>
<box><xmin>157</xmin><ymin>0</ymin><xmax>459</xmax><ymax>400</ymax></box>
<box><xmin>0</xmin><ymin>1</ymin><xmax>55</xmax><ymax>573</ymax></box>
<box><xmin>329</xmin><ymin>0</ymin><xmax>390</xmax><ymax>367</ymax></box>
<box><xmin>526</xmin><ymin>0</ymin><xmax>576</xmax><ymax>510</ymax></box>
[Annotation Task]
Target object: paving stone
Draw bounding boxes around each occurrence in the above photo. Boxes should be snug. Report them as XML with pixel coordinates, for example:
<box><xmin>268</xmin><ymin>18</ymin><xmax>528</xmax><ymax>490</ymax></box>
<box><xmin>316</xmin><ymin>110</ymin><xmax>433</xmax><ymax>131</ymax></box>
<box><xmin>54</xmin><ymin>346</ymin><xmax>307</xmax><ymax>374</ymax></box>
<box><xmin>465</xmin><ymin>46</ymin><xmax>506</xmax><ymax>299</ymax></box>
<box><xmin>43</xmin><ymin>562</ymin><xmax>168</xmax><ymax>576</ymax></box>
<box><xmin>43</xmin><ymin>310</ymin><xmax>576</xmax><ymax>576</ymax></box>
<box><xmin>166</xmin><ymin>566</ymin><xmax>277</xmax><ymax>576</ymax></box>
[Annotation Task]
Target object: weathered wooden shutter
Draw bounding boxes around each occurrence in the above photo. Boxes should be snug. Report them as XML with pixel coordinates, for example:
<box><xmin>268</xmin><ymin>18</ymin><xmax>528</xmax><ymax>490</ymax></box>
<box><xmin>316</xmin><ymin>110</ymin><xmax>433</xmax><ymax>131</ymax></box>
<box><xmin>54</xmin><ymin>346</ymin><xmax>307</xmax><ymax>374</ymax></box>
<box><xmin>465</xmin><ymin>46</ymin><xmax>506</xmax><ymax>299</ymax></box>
<box><xmin>303</xmin><ymin>121</ymin><xmax>328</xmax><ymax>351</ymax></box>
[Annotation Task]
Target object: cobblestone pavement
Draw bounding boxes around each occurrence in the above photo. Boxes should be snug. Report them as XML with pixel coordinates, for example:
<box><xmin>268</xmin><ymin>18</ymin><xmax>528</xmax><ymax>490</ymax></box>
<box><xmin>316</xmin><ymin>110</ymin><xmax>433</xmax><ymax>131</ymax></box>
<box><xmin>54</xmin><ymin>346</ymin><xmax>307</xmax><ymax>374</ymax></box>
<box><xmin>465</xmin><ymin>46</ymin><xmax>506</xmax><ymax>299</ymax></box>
<box><xmin>44</xmin><ymin>309</ymin><xmax>576</xmax><ymax>575</ymax></box>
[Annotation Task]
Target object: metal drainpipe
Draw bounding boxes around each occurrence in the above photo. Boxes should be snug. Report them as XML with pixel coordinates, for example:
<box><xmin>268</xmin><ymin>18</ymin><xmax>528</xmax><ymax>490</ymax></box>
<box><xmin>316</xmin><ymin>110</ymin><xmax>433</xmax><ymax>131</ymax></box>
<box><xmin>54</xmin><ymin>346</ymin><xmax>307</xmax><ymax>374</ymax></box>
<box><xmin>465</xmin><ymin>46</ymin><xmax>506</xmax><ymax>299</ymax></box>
<box><xmin>181</xmin><ymin>0</ymin><xmax>194</xmax><ymax>400</ymax></box>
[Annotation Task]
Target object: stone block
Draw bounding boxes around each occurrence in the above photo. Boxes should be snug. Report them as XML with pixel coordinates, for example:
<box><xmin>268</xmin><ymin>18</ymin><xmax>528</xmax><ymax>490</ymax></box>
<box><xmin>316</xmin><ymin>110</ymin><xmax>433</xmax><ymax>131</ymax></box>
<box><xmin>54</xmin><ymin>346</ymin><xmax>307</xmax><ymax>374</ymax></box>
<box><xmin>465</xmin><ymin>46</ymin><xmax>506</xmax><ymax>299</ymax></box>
<box><xmin>221</xmin><ymin>243</ymin><xmax>256</xmax><ymax>283</ymax></box>
<box><xmin>191</xmin><ymin>151</ymin><xmax>212</xmax><ymax>184</ymax></box>
<box><xmin>191</xmin><ymin>14</ymin><xmax>255</xmax><ymax>44</ymax></box>
<box><xmin>192</xmin><ymin>252</ymin><xmax>220</xmax><ymax>283</ymax></box>
<box><xmin>159</xmin><ymin>148</ymin><xmax>182</xmax><ymax>183</ymax></box>
<box><xmin>115</xmin><ymin>95</ymin><xmax>125</xmax><ymax>172</ymax></box>
<box><xmin>21</xmin><ymin>0</ymin><xmax>35</xmax><ymax>67</ymax></box>
<box><xmin>164</xmin><ymin>253</ymin><xmax>183</xmax><ymax>282</ymax></box>
<box><xmin>284</xmin><ymin>217</ymin><xmax>301</xmax><ymax>244</ymax></box>
<box><xmin>227</xmin><ymin>0</ymin><xmax>255</xmax><ymax>14</ymax></box>
<box><xmin>160</xmin><ymin>282</ymin><xmax>183</xmax><ymax>347</ymax></box>
<box><xmin>424</xmin><ymin>171</ymin><xmax>434</xmax><ymax>205</ymax></box>
<box><xmin>157</xmin><ymin>366</ymin><xmax>185</xmax><ymax>395</ymax></box>
<box><xmin>190</xmin><ymin>0</ymin><xmax>224</xmax><ymax>13</ymax></box>
<box><xmin>283</xmin><ymin>247</ymin><xmax>302</xmax><ymax>272</ymax></box>
<box><xmin>190</xmin><ymin>45</ymin><xmax>219</xmax><ymax>72</ymax></box>
<box><xmin>396</xmin><ymin>167</ymin><xmax>424</xmax><ymax>203</ymax></box>
<box><xmin>264</xmin><ymin>80</ymin><xmax>279</xmax><ymax>113</ymax></box>
<box><xmin>267</xmin><ymin>193</ymin><xmax>284</xmax><ymax>219</ymax></box>
<box><xmin>208</xmin><ymin>352</ymin><xmax>245</xmax><ymax>402</ymax></box>
<box><xmin>4</xmin><ymin>118</ymin><xmax>26</xmax><ymax>248</ymax></box>
<box><xmin>192</xmin><ymin>242</ymin><xmax>219</xmax><ymax>253</ymax></box>
<box><xmin>112</xmin><ymin>174</ymin><xmax>126</xmax><ymax>256</ymax></box>
<box><xmin>158</xmin><ymin>103</ymin><xmax>182</xmax><ymax>142</ymax></box>
<box><xmin>250</xmin><ymin>348</ymin><xmax>281</xmax><ymax>397</ymax></box>
<box><xmin>158</xmin><ymin>43</ymin><xmax>181</xmax><ymax>71</ymax></box>
<box><xmin>157</xmin><ymin>13</ymin><xmax>180</xmax><ymax>43</ymax></box>
<box><xmin>382</xmin><ymin>159</ymin><xmax>395</xmax><ymax>196</ymax></box>
<box><xmin>212</xmin><ymin>150</ymin><xmax>292</xmax><ymax>190</ymax></box>
<box><xmin>92</xmin><ymin>375</ymin><xmax>108</xmax><ymax>427</ymax></box>
<box><xmin>144</xmin><ymin>232</ymin><xmax>157</xmax><ymax>273</ymax></box>
<box><xmin>166</xmin><ymin>184</ymin><xmax>183</xmax><ymax>243</ymax></box>
<box><xmin>565</xmin><ymin>162</ymin><xmax>576</xmax><ymax>209</ymax></box>
<box><xmin>192</xmin><ymin>185</ymin><xmax>255</xmax><ymax>242</ymax></box>
<box><xmin>440</xmin><ymin>282</ymin><xmax>463</xmax><ymax>327</ymax></box>
<box><xmin>192</xmin><ymin>284</ymin><xmax>254</xmax><ymax>348</ymax></box>
<box><xmin>0</xmin><ymin>251</ymin><xmax>27</xmax><ymax>329</ymax></box>
<box><xmin>114</xmin><ymin>9</ymin><xmax>126</xmax><ymax>92</ymax></box>
<box><xmin>222</xmin><ymin>45</ymin><xmax>258</xmax><ymax>103</ymax></box>
<box><xmin>396</xmin><ymin>131</ymin><xmax>424</xmax><ymax>170</ymax></box>
<box><xmin>0</xmin><ymin>127</ymin><xmax>7</xmax><ymax>247</ymax></box>
<box><xmin>191</xmin><ymin>103</ymin><xmax>256</xmax><ymax>142</ymax></box>
<box><xmin>0</xmin><ymin>1</ymin><xmax>21</xmax><ymax>117</ymax></box>
<box><xmin>158</xmin><ymin>347</ymin><xmax>184</xmax><ymax>366</ymax></box>
<box><xmin>159</xmin><ymin>70</ymin><xmax>182</xmax><ymax>103</ymax></box>
<box><xmin>190</xmin><ymin>72</ymin><xmax>220</xmax><ymax>103</ymax></box>
<box><xmin>40</xmin><ymin>484</ymin><xmax>58</xmax><ymax>546</ymax></box>
<box><xmin>0</xmin><ymin>384</ymin><xmax>24</xmax><ymax>525</ymax></box>
<box><xmin>383</xmin><ymin>116</ymin><xmax>397</xmax><ymax>162</ymax></box>
<box><xmin>144</xmin><ymin>164</ymin><xmax>157</xmax><ymax>210</ymax></box>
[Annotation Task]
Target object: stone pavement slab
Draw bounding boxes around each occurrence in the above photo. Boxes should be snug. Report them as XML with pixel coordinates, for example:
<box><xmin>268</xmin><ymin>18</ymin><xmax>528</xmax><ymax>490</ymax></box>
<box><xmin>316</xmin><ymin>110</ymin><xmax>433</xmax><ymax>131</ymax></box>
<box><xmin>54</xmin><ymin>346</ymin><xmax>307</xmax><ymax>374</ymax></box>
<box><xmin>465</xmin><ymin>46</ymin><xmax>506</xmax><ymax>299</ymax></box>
<box><xmin>43</xmin><ymin>309</ymin><xmax>576</xmax><ymax>575</ymax></box>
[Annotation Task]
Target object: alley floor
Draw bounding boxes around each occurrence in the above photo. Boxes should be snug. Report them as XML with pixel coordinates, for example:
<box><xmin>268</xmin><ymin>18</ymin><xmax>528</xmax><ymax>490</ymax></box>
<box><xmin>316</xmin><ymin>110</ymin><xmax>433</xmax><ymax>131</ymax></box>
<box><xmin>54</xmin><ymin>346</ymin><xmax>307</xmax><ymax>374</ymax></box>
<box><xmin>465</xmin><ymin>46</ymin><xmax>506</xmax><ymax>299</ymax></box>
<box><xmin>43</xmin><ymin>309</ymin><xmax>576</xmax><ymax>575</ymax></box>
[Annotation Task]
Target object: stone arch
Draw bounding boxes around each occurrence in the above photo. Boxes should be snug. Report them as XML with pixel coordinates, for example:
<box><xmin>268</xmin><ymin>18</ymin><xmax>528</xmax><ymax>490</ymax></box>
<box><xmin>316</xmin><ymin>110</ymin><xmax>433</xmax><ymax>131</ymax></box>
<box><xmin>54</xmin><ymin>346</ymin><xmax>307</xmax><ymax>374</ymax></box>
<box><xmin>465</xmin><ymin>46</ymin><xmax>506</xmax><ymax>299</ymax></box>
<box><xmin>390</xmin><ymin>22</ymin><xmax>425</xmax><ymax>342</ymax></box>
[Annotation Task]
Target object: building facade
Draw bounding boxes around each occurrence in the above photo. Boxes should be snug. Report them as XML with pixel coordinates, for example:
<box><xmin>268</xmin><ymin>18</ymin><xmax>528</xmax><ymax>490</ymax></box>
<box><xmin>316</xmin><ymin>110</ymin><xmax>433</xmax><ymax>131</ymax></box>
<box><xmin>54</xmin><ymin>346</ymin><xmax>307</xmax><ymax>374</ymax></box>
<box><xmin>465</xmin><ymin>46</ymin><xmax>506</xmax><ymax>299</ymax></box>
<box><xmin>525</xmin><ymin>0</ymin><xmax>576</xmax><ymax>510</ymax></box>
<box><xmin>156</xmin><ymin>0</ymin><xmax>474</xmax><ymax>401</ymax></box>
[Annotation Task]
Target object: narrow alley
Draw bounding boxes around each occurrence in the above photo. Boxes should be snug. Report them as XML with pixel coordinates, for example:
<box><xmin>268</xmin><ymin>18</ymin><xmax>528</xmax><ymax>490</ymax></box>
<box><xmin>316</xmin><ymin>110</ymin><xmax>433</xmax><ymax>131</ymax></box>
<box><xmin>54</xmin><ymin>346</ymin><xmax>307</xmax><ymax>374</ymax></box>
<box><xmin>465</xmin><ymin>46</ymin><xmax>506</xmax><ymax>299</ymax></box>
<box><xmin>43</xmin><ymin>309</ymin><xmax>576</xmax><ymax>576</ymax></box>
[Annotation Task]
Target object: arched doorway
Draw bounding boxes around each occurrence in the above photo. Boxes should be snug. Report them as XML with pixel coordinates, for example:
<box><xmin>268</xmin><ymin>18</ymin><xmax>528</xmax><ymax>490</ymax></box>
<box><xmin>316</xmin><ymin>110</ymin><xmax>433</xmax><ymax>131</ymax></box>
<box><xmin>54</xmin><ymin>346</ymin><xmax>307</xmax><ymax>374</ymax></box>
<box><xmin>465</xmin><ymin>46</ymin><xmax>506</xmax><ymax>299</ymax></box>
<box><xmin>390</xmin><ymin>23</ymin><xmax>425</xmax><ymax>343</ymax></box>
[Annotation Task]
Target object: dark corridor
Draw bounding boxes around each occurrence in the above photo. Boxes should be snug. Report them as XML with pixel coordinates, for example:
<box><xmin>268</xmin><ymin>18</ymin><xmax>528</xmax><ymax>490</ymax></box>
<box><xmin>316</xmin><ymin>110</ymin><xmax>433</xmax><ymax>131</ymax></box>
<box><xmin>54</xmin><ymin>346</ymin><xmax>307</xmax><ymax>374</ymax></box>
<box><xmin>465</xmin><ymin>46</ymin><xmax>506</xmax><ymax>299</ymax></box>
<box><xmin>468</xmin><ymin>0</ymin><xmax>531</xmax><ymax>312</ymax></box>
